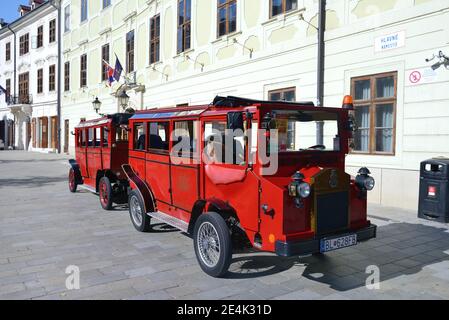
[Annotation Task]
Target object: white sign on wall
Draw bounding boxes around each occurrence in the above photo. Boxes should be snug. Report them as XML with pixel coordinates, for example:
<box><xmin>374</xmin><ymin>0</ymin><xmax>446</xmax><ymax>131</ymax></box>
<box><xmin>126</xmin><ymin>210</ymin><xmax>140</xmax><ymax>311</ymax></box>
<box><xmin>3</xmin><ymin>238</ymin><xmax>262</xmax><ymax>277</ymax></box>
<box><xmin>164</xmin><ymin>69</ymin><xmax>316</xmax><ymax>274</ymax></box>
<box><xmin>375</xmin><ymin>31</ymin><xmax>405</xmax><ymax>52</ymax></box>
<box><xmin>407</xmin><ymin>68</ymin><xmax>438</xmax><ymax>86</ymax></box>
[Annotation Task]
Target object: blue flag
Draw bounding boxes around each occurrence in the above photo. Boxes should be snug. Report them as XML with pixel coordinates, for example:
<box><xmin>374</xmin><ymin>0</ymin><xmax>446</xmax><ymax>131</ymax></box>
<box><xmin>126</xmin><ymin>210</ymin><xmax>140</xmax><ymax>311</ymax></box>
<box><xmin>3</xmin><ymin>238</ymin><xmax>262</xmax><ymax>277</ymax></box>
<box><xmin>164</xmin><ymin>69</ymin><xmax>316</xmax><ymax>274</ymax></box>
<box><xmin>0</xmin><ymin>85</ymin><xmax>6</xmax><ymax>95</ymax></box>
<box><xmin>113</xmin><ymin>55</ymin><xmax>123</xmax><ymax>81</ymax></box>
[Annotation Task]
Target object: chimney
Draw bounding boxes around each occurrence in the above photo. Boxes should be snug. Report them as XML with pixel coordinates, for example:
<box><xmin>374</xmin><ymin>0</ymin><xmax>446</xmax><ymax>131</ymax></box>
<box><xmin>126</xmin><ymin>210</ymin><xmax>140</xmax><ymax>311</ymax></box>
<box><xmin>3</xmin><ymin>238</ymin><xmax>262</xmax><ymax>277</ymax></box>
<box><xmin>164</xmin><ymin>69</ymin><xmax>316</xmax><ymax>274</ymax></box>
<box><xmin>30</xmin><ymin>0</ymin><xmax>45</xmax><ymax>10</ymax></box>
<box><xmin>19</xmin><ymin>5</ymin><xmax>32</xmax><ymax>17</ymax></box>
<box><xmin>0</xmin><ymin>19</ymin><xmax>8</xmax><ymax>28</ymax></box>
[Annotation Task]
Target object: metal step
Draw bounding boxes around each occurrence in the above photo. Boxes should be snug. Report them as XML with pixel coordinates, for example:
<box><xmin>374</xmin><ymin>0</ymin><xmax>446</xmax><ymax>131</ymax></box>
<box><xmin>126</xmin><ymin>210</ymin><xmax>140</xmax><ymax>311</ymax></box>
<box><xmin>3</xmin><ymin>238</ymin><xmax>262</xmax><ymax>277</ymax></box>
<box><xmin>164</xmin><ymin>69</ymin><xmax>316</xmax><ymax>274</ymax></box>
<box><xmin>147</xmin><ymin>211</ymin><xmax>189</xmax><ymax>233</ymax></box>
<box><xmin>79</xmin><ymin>184</ymin><xmax>97</xmax><ymax>194</ymax></box>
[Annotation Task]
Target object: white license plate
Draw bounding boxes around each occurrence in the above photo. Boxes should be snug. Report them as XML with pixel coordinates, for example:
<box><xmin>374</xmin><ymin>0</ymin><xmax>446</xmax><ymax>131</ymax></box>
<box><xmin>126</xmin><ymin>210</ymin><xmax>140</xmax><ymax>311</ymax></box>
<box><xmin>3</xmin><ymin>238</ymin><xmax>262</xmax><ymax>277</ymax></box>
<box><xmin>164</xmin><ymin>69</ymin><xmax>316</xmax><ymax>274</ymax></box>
<box><xmin>320</xmin><ymin>234</ymin><xmax>357</xmax><ymax>253</ymax></box>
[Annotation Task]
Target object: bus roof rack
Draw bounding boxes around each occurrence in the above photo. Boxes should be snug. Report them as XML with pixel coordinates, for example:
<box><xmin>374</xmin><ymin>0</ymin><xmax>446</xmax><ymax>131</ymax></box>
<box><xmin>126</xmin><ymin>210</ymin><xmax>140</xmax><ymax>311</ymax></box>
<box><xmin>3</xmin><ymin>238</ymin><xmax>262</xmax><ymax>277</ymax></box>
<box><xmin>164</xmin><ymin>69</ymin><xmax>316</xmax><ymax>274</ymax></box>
<box><xmin>212</xmin><ymin>96</ymin><xmax>315</xmax><ymax>108</ymax></box>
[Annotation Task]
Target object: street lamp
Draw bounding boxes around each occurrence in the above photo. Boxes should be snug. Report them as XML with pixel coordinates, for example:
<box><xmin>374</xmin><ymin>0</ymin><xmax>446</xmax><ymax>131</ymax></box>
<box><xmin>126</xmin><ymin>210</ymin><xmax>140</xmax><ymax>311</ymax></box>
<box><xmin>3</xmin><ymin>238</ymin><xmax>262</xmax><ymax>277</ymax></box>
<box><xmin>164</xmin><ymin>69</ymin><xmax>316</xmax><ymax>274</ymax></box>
<box><xmin>118</xmin><ymin>91</ymin><xmax>130</xmax><ymax>110</ymax></box>
<box><xmin>92</xmin><ymin>97</ymin><xmax>102</xmax><ymax>114</ymax></box>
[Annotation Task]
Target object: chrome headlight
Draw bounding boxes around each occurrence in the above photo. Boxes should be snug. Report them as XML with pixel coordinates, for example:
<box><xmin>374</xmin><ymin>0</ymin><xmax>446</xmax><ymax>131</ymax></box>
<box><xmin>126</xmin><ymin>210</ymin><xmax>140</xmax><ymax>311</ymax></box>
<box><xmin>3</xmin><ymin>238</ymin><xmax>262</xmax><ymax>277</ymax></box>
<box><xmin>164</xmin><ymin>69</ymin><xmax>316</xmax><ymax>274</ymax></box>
<box><xmin>364</xmin><ymin>176</ymin><xmax>375</xmax><ymax>191</ymax></box>
<box><xmin>356</xmin><ymin>167</ymin><xmax>375</xmax><ymax>191</ymax></box>
<box><xmin>298</xmin><ymin>182</ymin><xmax>311</xmax><ymax>198</ymax></box>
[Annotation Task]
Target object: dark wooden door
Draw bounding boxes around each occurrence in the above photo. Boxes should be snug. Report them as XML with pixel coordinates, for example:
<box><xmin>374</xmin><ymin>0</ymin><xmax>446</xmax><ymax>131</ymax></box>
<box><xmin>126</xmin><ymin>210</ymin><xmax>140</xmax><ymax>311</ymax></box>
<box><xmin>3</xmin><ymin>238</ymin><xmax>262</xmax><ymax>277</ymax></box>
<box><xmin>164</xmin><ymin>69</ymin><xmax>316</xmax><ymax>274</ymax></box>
<box><xmin>41</xmin><ymin>117</ymin><xmax>48</xmax><ymax>149</ymax></box>
<box><xmin>51</xmin><ymin>116</ymin><xmax>57</xmax><ymax>149</ymax></box>
<box><xmin>64</xmin><ymin>119</ymin><xmax>69</xmax><ymax>153</ymax></box>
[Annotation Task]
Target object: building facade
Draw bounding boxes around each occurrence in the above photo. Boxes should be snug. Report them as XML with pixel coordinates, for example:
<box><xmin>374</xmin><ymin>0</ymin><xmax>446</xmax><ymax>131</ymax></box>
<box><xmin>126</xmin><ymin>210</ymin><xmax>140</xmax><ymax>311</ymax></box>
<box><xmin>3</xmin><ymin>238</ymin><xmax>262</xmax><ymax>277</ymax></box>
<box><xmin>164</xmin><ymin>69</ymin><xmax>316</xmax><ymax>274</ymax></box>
<box><xmin>60</xmin><ymin>0</ymin><xmax>449</xmax><ymax>210</ymax></box>
<box><xmin>0</xmin><ymin>0</ymin><xmax>59</xmax><ymax>152</ymax></box>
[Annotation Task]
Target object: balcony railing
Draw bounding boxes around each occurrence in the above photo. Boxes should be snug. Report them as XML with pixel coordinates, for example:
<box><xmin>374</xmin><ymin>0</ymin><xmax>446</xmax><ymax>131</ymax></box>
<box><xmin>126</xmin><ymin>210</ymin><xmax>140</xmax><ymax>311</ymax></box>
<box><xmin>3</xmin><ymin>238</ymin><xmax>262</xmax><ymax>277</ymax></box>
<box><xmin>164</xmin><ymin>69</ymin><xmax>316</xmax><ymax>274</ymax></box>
<box><xmin>6</xmin><ymin>94</ymin><xmax>33</xmax><ymax>105</ymax></box>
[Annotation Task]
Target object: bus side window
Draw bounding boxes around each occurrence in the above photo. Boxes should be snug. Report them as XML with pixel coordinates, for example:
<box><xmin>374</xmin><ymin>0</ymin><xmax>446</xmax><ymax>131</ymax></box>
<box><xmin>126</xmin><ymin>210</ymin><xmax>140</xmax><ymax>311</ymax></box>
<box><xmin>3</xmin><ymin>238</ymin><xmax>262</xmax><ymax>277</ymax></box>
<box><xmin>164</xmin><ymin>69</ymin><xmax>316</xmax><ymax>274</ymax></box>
<box><xmin>103</xmin><ymin>127</ymin><xmax>109</xmax><ymax>147</ymax></box>
<box><xmin>80</xmin><ymin>130</ymin><xmax>86</xmax><ymax>147</ymax></box>
<box><xmin>148</xmin><ymin>122</ymin><xmax>169</xmax><ymax>152</ymax></box>
<box><xmin>88</xmin><ymin>128</ymin><xmax>94</xmax><ymax>147</ymax></box>
<box><xmin>95</xmin><ymin>127</ymin><xmax>101</xmax><ymax>147</ymax></box>
<box><xmin>133</xmin><ymin>123</ymin><xmax>145</xmax><ymax>150</ymax></box>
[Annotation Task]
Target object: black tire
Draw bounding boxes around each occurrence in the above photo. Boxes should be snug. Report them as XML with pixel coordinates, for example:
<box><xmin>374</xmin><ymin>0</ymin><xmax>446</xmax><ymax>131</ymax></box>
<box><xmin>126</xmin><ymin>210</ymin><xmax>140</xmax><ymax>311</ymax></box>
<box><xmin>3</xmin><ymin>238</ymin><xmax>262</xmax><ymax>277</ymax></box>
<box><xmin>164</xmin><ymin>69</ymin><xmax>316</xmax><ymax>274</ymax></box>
<box><xmin>193</xmin><ymin>212</ymin><xmax>232</xmax><ymax>278</ymax></box>
<box><xmin>68</xmin><ymin>168</ymin><xmax>77</xmax><ymax>193</ymax></box>
<box><xmin>99</xmin><ymin>177</ymin><xmax>114</xmax><ymax>210</ymax></box>
<box><xmin>128</xmin><ymin>190</ymin><xmax>151</xmax><ymax>232</ymax></box>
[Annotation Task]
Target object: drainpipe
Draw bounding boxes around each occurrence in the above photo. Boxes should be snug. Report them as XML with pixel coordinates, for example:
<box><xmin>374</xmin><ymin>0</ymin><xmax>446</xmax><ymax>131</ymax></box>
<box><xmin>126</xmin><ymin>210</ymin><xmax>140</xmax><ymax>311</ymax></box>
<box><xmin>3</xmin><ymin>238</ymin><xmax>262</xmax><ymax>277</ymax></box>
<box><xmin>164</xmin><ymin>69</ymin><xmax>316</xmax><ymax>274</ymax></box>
<box><xmin>50</xmin><ymin>0</ymin><xmax>62</xmax><ymax>153</ymax></box>
<box><xmin>316</xmin><ymin>0</ymin><xmax>326</xmax><ymax>145</ymax></box>
<box><xmin>6</xmin><ymin>24</ymin><xmax>17</xmax><ymax>149</ymax></box>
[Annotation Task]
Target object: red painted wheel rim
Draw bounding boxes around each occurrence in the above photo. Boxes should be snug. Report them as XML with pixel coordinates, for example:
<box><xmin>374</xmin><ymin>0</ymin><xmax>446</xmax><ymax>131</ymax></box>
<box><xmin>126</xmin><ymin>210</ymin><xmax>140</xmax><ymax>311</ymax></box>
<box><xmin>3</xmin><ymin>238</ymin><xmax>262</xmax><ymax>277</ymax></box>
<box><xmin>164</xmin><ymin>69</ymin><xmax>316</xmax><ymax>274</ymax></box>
<box><xmin>100</xmin><ymin>181</ymin><xmax>108</xmax><ymax>206</ymax></box>
<box><xmin>69</xmin><ymin>170</ymin><xmax>75</xmax><ymax>190</ymax></box>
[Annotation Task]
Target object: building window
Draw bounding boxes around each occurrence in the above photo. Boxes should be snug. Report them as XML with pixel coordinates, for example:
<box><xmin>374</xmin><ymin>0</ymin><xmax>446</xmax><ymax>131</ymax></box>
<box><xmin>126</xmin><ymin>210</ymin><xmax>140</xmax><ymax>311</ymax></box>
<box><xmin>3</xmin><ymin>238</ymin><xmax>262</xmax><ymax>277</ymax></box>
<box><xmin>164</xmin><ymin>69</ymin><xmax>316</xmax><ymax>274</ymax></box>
<box><xmin>49</xmin><ymin>19</ymin><xmax>56</xmax><ymax>43</ymax></box>
<box><xmin>64</xmin><ymin>62</ymin><xmax>70</xmax><ymax>92</ymax></box>
<box><xmin>217</xmin><ymin>0</ymin><xmax>237</xmax><ymax>37</ymax></box>
<box><xmin>126</xmin><ymin>30</ymin><xmax>135</xmax><ymax>73</ymax></box>
<box><xmin>269</xmin><ymin>87</ymin><xmax>296</xmax><ymax>150</ymax></box>
<box><xmin>64</xmin><ymin>5</ymin><xmax>70</xmax><ymax>32</ymax></box>
<box><xmin>19</xmin><ymin>72</ymin><xmax>29</xmax><ymax>103</ymax></box>
<box><xmin>5</xmin><ymin>42</ymin><xmax>11</xmax><ymax>61</ymax></box>
<box><xmin>19</xmin><ymin>33</ymin><xmax>29</xmax><ymax>56</ymax></box>
<box><xmin>80</xmin><ymin>54</ymin><xmax>87</xmax><ymax>88</ymax></box>
<box><xmin>150</xmin><ymin>15</ymin><xmax>160</xmax><ymax>64</ymax></box>
<box><xmin>81</xmin><ymin>0</ymin><xmax>88</xmax><ymax>22</ymax></box>
<box><xmin>177</xmin><ymin>0</ymin><xmax>191</xmax><ymax>54</ymax></box>
<box><xmin>49</xmin><ymin>65</ymin><xmax>56</xmax><ymax>92</ymax></box>
<box><xmin>103</xmin><ymin>0</ymin><xmax>111</xmax><ymax>9</ymax></box>
<box><xmin>5</xmin><ymin>79</ymin><xmax>11</xmax><ymax>102</ymax></box>
<box><xmin>37</xmin><ymin>26</ymin><xmax>43</xmax><ymax>48</ymax></box>
<box><xmin>270</xmin><ymin>0</ymin><xmax>298</xmax><ymax>18</ymax></box>
<box><xmin>351</xmin><ymin>72</ymin><xmax>397</xmax><ymax>155</ymax></box>
<box><xmin>101</xmin><ymin>44</ymin><xmax>110</xmax><ymax>81</ymax></box>
<box><xmin>37</xmin><ymin>69</ymin><xmax>43</xmax><ymax>94</ymax></box>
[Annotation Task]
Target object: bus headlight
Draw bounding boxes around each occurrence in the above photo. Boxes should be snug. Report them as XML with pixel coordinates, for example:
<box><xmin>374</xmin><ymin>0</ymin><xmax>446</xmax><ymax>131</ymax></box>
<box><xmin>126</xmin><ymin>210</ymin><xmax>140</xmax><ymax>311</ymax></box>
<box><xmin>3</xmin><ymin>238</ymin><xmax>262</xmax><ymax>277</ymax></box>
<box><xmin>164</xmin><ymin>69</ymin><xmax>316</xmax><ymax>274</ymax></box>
<box><xmin>356</xmin><ymin>167</ymin><xmax>375</xmax><ymax>191</ymax></box>
<box><xmin>298</xmin><ymin>182</ymin><xmax>311</xmax><ymax>198</ymax></box>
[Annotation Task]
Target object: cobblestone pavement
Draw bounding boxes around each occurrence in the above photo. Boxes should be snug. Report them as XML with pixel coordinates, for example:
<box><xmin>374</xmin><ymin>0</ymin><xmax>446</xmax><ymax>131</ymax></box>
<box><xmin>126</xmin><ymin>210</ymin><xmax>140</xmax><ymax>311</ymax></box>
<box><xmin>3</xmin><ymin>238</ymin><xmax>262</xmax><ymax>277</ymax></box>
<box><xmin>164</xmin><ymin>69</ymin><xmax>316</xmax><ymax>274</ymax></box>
<box><xmin>1</xmin><ymin>151</ymin><xmax>449</xmax><ymax>300</ymax></box>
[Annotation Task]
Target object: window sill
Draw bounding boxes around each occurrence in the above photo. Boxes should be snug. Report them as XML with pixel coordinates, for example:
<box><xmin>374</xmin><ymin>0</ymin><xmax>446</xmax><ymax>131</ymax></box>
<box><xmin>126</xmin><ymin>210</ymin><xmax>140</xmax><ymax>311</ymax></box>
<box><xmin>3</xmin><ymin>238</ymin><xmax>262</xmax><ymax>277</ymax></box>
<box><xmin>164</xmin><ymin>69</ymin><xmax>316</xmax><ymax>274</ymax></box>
<box><xmin>211</xmin><ymin>30</ymin><xmax>242</xmax><ymax>45</ymax></box>
<box><xmin>147</xmin><ymin>61</ymin><xmax>163</xmax><ymax>69</ymax></box>
<box><xmin>262</xmin><ymin>7</ymin><xmax>306</xmax><ymax>26</ymax></box>
<box><xmin>173</xmin><ymin>48</ymin><xmax>194</xmax><ymax>60</ymax></box>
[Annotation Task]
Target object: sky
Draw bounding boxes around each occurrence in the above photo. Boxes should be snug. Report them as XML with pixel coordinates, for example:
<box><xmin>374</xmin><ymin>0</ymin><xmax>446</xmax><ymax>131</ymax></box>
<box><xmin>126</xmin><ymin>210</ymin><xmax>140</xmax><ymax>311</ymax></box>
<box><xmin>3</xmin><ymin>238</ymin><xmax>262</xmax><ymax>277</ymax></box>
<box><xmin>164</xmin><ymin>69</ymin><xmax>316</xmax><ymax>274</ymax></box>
<box><xmin>1</xmin><ymin>0</ymin><xmax>26</xmax><ymax>24</ymax></box>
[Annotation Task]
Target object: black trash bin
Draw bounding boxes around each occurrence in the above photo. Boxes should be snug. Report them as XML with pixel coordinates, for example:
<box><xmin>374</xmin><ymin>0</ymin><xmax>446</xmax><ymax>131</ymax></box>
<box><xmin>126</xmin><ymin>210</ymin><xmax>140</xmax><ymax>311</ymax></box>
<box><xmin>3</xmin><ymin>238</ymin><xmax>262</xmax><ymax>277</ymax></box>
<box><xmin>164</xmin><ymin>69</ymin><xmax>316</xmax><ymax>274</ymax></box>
<box><xmin>418</xmin><ymin>158</ymin><xmax>449</xmax><ymax>223</ymax></box>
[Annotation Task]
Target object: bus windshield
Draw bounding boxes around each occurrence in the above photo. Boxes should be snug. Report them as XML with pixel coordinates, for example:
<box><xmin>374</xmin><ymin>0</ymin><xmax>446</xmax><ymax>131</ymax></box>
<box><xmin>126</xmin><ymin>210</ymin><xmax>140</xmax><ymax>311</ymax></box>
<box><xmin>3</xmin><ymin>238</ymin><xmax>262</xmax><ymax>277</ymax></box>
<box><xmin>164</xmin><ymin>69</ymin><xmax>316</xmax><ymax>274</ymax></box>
<box><xmin>269</xmin><ymin>110</ymin><xmax>340</xmax><ymax>152</ymax></box>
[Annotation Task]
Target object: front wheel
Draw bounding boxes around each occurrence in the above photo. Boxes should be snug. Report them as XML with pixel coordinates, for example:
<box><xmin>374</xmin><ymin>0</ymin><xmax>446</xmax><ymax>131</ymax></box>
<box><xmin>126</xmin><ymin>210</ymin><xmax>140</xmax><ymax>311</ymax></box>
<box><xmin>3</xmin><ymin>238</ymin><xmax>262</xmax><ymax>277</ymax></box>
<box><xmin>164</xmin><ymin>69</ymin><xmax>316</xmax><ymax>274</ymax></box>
<box><xmin>68</xmin><ymin>168</ymin><xmax>77</xmax><ymax>193</ymax></box>
<box><xmin>128</xmin><ymin>190</ymin><xmax>151</xmax><ymax>232</ymax></box>
<box><xmin>99</xmin><ymin>177</ymin><xmax>113</xmax><ymax>210</ymax></box>
<box><xmin>193</xmin><ymin>212</ymin><xmax>232</xmax><ymax>278</ymax></box>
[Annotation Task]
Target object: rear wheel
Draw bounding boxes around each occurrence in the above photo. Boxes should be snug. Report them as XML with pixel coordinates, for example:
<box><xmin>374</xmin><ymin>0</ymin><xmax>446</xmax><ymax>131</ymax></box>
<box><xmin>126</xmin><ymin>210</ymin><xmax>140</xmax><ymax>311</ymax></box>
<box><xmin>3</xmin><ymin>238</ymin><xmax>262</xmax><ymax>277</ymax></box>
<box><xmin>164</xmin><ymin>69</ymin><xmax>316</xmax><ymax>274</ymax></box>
<box><xmin>68</xmin><ymin>168</ymin><xmax>77</xmax><ymax>193</ymax></box>
<box><xmin>193</xmin><ymin>212</ymin><xmax>232</xmax><ymax>278</ymax></box>
<box><xmin>128</xmin><ymin>190</ymin><xmax>151</xmax><ymax>232</ymax></box>
<box><xmin>99</xmin><ymin>177</ymin><xmax>113</xmax><ymax>210</ymax></box>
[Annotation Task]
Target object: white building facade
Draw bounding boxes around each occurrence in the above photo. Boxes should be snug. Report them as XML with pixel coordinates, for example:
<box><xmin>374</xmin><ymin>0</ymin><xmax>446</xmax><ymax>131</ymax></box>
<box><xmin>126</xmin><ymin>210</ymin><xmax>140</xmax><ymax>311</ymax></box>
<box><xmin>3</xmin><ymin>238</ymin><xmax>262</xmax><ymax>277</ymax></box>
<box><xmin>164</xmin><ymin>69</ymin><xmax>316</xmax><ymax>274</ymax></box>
<box><xmin>60</xmin><ymin>0</ymin><xmax>449</xmax><ymax>210</ymax></box>
<box><xmin>0</xmin><ymin>1</ymin><xmax>59</xmax><ymax>152</ymax></box>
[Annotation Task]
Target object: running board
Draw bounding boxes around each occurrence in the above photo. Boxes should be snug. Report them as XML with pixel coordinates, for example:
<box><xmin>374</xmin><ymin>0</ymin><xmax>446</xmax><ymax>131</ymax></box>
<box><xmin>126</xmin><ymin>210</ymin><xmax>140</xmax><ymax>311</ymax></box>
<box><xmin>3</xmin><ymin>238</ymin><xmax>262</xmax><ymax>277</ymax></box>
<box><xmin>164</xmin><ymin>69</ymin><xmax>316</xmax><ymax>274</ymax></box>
<box><xmin>147</xmin><ymin>211</ymin><xmax>189</xmax><ymax>233</ymax></box>
<box><xmin>79</xmin><ymin>184</ymin><xmax>97</xmax><ymax>194</ymax></box>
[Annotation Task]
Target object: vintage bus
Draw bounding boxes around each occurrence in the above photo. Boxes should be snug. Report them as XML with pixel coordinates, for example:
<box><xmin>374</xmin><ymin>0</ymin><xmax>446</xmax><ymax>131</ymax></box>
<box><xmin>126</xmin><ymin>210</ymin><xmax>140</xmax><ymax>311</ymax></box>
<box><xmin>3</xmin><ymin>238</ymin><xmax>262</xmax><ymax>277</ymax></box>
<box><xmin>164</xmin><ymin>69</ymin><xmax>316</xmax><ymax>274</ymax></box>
<box><xmin>69</xmin><ymin>113</ymin><xmax>133</xmax><ymax>210</ymax></box>
<box><xmin>121</xmin><ymin>96</ymin><xmax>377</xmax><ymax>277</ymax></box>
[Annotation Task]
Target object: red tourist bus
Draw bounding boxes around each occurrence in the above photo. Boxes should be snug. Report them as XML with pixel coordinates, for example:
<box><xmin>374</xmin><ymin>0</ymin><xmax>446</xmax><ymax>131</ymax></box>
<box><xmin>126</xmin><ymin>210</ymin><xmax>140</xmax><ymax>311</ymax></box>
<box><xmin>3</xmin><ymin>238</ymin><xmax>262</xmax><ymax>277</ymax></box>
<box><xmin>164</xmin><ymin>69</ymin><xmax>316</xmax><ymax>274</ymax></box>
<box><xmin>122</xmin><ymin>96</ymin><xmax>377</xmax><ymax>277</ymax></box>
<box><xmin>68</xmin><ymin>113</ymin><xmax>133</xmax><ymax>210</ymax></box>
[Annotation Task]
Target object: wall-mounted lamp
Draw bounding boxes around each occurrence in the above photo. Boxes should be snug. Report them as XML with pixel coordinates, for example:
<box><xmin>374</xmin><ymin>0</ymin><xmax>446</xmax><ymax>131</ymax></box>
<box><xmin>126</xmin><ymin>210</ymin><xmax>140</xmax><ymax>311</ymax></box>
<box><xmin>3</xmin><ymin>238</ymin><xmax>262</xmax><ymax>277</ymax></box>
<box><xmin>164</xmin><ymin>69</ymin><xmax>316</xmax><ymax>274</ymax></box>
<box><xmin>118</xmin><ymin>90</ymin><xmax>130</xmax><ymax>110</ymax></box>
<box><xmin>185</xmin><ymin>55</ymin><xmax>205</xmax><ymax>72</ymax></box>
<box><xmin>233</xmin><ymin>38</ymin><xmax>254</xmax><ymax>59</ymax></box>
<box><xmin>92</xmin><ymin>96</ymin><xmax>102</xmax><ymax>114</ymax></box>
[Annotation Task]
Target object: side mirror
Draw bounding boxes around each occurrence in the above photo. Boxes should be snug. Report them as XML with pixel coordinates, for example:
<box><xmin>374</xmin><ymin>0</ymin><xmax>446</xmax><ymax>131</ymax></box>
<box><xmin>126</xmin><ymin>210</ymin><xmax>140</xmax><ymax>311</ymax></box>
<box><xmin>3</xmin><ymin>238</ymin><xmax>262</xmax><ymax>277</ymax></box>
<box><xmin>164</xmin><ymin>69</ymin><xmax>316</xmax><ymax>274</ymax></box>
<box><xmin>227</xmin><ymin>112</ymin><xmax>244</xmax><ymax>131</ymax></box>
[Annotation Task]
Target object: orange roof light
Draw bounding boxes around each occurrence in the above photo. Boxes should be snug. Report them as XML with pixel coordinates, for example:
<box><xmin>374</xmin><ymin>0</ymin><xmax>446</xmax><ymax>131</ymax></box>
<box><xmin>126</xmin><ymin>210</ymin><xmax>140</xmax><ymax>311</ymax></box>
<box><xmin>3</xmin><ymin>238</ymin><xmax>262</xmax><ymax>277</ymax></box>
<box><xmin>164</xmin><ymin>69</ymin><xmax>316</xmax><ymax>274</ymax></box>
<box><xmin>342</xmin><ymin>95</ymin><xmax>354</xmax><ymax>110</ymax></box>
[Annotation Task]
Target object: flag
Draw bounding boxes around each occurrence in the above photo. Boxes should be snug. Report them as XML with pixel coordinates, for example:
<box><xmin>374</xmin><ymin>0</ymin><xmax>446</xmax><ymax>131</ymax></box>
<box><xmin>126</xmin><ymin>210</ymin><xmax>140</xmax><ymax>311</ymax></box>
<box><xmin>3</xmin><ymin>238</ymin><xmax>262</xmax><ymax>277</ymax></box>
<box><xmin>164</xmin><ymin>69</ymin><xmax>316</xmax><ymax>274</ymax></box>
<box><xmin>0</xmin><ymin>85</ymin><xmax>6</xmax><ymax>96</ymax></box>
<box><xmin>113</xmin><ymin>55</ymin><xmax>123</xmax><ymax>81</ymax></box>
<box><xmin>107</xmin><ymin>65</ymin><xmax>115</xmax><ymax>86</ymax></box>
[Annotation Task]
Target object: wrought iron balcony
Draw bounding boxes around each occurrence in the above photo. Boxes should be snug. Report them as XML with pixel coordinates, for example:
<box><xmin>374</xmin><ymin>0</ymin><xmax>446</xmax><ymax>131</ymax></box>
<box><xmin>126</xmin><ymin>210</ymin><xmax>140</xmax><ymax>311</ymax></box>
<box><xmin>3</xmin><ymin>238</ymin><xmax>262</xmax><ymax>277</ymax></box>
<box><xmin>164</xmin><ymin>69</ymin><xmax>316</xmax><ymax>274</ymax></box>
<box><xmin>6</xmin><ymin>94</ymin><xmax>33</xmax><ymax>105</ymax></box>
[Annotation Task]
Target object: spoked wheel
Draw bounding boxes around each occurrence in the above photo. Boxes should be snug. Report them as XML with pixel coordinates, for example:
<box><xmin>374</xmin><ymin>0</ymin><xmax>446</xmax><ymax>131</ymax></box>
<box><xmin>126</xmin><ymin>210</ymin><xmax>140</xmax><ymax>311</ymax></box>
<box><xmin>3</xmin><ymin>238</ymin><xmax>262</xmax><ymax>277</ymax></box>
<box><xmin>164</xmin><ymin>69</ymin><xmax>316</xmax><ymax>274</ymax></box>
<box><xmin>68</xmin><ymin>168</ymin><xmax>77</xmax><ymax>193</ymax></box>
<box><xmin>193</xmin><ymin>212</ymin><xmax>232</xmax><ymax>278</ymax></box>
<box><xmin>99</xmin><ymin>177</ymin><xmax>113</xmax><ymax>210</ymax></box>
<box><xmin>128</xmin><ymin>190</ymin><xmax>151</xmax><ymax>232</ymax></box>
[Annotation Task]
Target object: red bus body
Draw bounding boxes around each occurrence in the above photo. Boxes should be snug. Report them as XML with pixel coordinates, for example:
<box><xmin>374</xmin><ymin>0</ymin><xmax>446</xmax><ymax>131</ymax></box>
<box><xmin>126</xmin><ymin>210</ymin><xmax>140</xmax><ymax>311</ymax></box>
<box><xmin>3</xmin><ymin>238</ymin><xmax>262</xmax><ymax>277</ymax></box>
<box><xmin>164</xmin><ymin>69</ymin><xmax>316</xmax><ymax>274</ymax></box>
<box><xmin>124</xmin><ymin>97</ymin><xmax>376</xmax><ymax>261</ymax></box>
<box><xmin>69</xmin><ymin>113</ymin><xmax>133</xmax><ymax>209</ymax></box>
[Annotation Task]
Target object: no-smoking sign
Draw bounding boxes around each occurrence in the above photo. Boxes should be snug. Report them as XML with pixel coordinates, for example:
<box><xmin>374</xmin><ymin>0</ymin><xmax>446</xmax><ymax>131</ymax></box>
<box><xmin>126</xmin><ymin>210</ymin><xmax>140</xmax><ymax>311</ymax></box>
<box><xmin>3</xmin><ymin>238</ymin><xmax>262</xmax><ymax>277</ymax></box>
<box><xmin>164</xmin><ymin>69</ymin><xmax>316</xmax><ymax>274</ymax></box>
<box><xmin>409</xmin><ymin>71</ymin><xmax>422</xmax><ymax>84</ymax></box>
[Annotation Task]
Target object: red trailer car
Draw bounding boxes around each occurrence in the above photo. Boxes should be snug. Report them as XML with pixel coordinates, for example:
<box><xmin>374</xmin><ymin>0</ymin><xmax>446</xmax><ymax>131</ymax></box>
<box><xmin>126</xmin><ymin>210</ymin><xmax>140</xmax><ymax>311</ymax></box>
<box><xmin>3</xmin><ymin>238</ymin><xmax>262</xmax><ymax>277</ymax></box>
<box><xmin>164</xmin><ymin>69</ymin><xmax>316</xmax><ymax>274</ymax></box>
<box><xmin>68</xmin><ymin>113</ymin><xmax>134</xmax><ymax>210</ymax></box>
<box><xmin>122</xmin><ymin>96</ymin><xmax>377</xmax><ymax>277</ymax></box>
